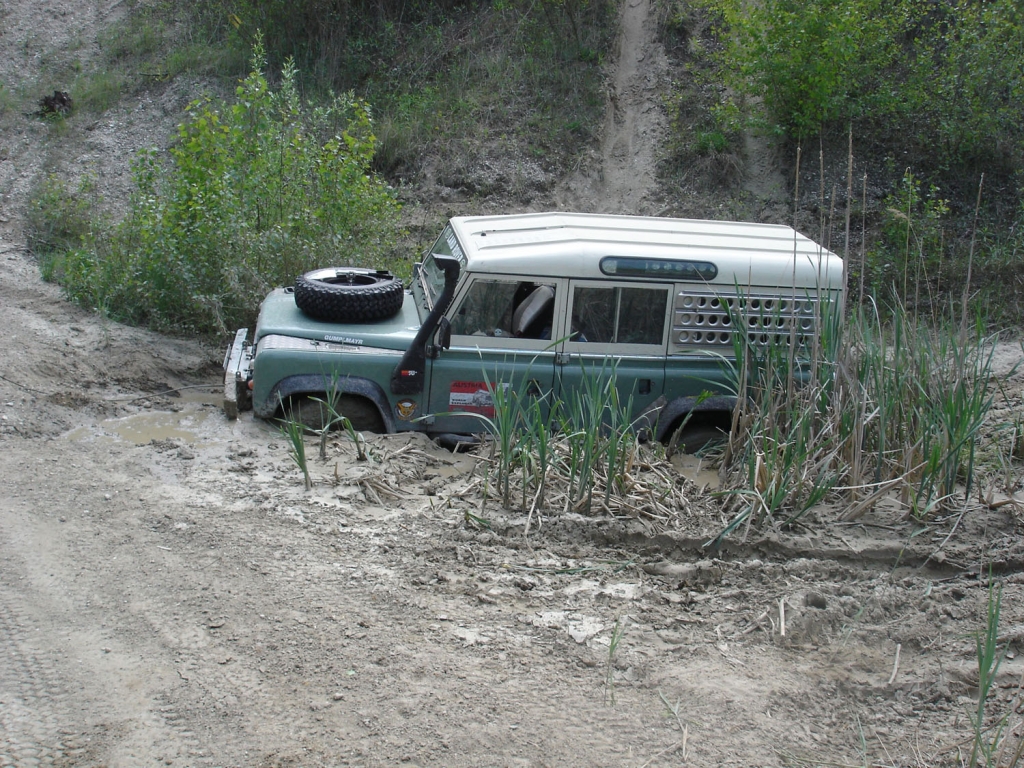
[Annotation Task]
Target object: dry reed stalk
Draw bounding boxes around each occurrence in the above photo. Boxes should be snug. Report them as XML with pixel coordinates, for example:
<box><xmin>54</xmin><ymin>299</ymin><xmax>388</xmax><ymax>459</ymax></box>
<box><xmin>887</xmin><ymin>643</ymin><xmax>902</xmax><ymax>685</ymax></box>
<box><xmin>961</xmin><ymin>174</ymin><xmax>984</xmax><ymax>338</ymax></box>
<box><xmin>844</xmin><ymin>124</ymin><xmax>853</xmax><ymax>273</ymax></box>
<box><xmin>859</xmin><ymin>173</ymin><xmax>867</xmax><ymax>306</ymax></box>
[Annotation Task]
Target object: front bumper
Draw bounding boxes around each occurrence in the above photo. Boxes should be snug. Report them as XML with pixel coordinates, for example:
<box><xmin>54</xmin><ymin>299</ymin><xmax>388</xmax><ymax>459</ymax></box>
<box><xmin>222</xmin><ymin>328</ymin><xmax>253</xmax><ymax>419</ymax></box>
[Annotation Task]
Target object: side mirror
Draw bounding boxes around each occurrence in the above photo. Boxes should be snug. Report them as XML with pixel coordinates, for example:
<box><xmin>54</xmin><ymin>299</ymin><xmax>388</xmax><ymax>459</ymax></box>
<box><xmin>437</xmin><ymin>317</ymin><xmax>452</xmax><ymax>350</ymax></box>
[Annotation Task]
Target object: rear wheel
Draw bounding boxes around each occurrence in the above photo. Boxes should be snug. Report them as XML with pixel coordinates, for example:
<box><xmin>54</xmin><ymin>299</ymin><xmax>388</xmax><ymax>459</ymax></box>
<box><xmin>665</xmin><ymin>412</ymin><xmax>731</xmax><ymax>455</ymax></box>
<box><xmin>671</xmin><ymin>424</ymin><xmax>728</xmax><ymax>454</ymax></box>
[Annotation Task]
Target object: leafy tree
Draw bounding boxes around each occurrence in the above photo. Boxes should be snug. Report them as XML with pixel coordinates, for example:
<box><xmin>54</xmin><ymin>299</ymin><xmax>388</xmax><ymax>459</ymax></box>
<box><xmin>898</xmin><ymin>0</ymin><xmax>1024</xmax><ymax>171</ymax></box>
<box><xmin>708</xmin><ymin>0</ymin><xmax>1023</xmax><ymax>177</ymax></box>
<box><xmin>715</xmin><ymin>0</ymin><xmax>904</xmax><ymax>138</ymax></box>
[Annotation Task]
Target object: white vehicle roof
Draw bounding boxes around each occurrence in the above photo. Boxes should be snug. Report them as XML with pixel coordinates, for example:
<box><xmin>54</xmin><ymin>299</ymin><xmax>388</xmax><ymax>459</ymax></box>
<box><xmin>448</xmin><ymin>212</ymin><xmax>843</xmax><ymax>290</ymax></box>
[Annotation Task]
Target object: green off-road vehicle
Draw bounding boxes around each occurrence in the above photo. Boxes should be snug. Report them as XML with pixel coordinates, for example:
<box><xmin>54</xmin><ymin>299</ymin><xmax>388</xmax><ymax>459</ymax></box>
<box><xmin>223</xmin><ymin>212</ymin><xmax>843</xmax><ymax>448</ymax></box>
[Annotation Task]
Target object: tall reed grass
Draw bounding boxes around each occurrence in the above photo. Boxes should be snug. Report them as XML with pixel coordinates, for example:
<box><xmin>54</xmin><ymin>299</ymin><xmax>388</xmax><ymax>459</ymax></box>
<box><xmin>712</xmin><ymin>291</ymin><xmax>997</xmax><ymax>546</ymax></box>
<box><xmin>464</xmin><ymin>359</ymin><xmax>645</xmax><ymax>518</ymax></box>
<box><xmin>968</xmin><ymin>579</ymin><xmax>1024</xmax><ymax>768</ymax></box>
<box><xmin>459</xmin><ymin>286</ymin><xmax>998</xmax><ymax>546</ymax></box>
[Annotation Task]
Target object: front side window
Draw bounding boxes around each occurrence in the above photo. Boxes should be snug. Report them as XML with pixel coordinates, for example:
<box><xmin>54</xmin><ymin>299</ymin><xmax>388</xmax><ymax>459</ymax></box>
<box><xmin>419</xmin><ymin>255</ymin><xmax>447</xmax><ymax>310</ymax></box>
<box><xmin>450</xmin><ymin>279</ymin><xmax>557</xmax><ymax>339</ymax></box>
<box><xmin>572</xmin><ymin>286</ymin><xmax>668</xmax><ymax>345</ymax></box>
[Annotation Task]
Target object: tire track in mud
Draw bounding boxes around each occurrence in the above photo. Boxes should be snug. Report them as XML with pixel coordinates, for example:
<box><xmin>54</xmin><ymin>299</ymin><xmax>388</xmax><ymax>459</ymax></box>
<box><xmin>0</xmin><ymin>578</ymin><xmax>68</xmax><ymax>768</ymax></box>
<box><xmin>0</xmin><ymin>483</ymin><xmax>104</xmax><ymax>768</ymax></box>
<box><xmin>170</xmin><ymin>450</ymin><xmax>1000</xmax><ymax>765</ymax></box>
<box><xmin>152</xmin><ymin>459</ymin><xmax>681</xmax><ymax>765</ymax></box>
<box><xmin>6</xmin><ymin>404</ymin><xmax>1019</xmax><ymax>766</ymax></box>
<box><xmin>0</xmin><ymin>449</ymin><xmax>224</xmax><ymax>768</ymax></box>
<box><xmin>597</xmin><ymin>0</ymin><xmax>667</xmax><ymax>212</ymax></box>
<box><xmin>184</xmin><ymin>461</ymin><xmax>1023</xmax><ymax>764</ymax></box>
<box><xmin>233</xmin><ymin>560</ymin><xmax>675</xmax><ymax>764</ymax></box>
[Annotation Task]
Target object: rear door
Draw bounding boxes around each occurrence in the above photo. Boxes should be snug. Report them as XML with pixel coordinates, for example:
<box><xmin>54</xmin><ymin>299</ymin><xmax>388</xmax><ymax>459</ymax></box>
<box><xmin>556</xmin><ymin>281</ymin><xmax>671</xmax><ymax>423</ymax></box>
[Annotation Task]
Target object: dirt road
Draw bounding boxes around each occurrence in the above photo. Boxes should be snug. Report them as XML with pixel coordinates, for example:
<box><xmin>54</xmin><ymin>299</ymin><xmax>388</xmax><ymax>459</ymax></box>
<box><xmin>4</xmin><ymin>248</ymin><xmax>1022</xmax><ymax>768</ymax></box>
<box><xmin>4</xmin><ymin>0</ymin><xmax>1024</xmax><ymax>766</ymax></box>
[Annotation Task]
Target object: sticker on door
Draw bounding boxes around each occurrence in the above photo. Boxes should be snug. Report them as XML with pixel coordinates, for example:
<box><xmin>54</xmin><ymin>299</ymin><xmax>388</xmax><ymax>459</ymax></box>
<box><xmin>449</xmin><ymin>381</ymin><xmax>509</xmax><ymax>417</ymax></box>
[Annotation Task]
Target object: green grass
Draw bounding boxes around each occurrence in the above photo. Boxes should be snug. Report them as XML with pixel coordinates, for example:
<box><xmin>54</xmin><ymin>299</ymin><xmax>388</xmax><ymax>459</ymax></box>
<box><xmin>27</xmin><ymin>174</ymin><xmax>103</xmax><ymax>265</ymax></box>
<box><xmin>175</xmin><ymin>0</ymin><xmax>612</xmax><ymax>188</ymax></box>
<box><xmin>72</xmin><ymin>71</ymin><xmax>124</xmax><ymax>113</ymax></box>
<box><xmin>280</xmin><ymin>406</ymin><xmax>312</xmax><ymax>491</ymax></box>
<box><xmin>605</xmin><ymin>615</ymin><xmax>626</xmax><ymax>705</ymax></box>
<box><xmin>968</xmin><ymin>579</ymin><xmax>1024</xmax><ymax>768</ymax></box>
<box><xmin>98</xmin><ymin>11</ymin><xmax>165</xmax><ymax>62</ymax></box>
<box><xmin>0</xmin><ymin>83</ymin><xmax>15</xmax><ymax>117</ymax></box>
<box><xmin>26</xmin><ymin>2</ymin><xmax>246</xmax><ymax>122</ymax></box>
<box><xmin>446</xmin><ymin>358</ymin><xmax>656</xmax><ymax>524</ymax></box>
<box><xmin>312</xmin><ymin>381</ymin><xmax>370</xmax><ymax>462</ymax></box>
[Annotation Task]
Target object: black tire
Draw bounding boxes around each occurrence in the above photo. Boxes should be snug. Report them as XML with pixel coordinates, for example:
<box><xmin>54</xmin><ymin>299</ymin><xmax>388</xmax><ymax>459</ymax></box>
<box><xmin>280</xmin><ymin>394</ymin><xmax>385</xmax><ymax>434</ymax></box>
<box><xmin>332</xmin><ymin>395</ymin><xmax>386</xmax><ymax>433</ymax></box>
<box><xmin>294</xmin><ymin>267</ymin><xmax>404</xmax><ymax>323</ymax></box>
<box><xmin>670</xmin><ymin>424</ymin><xmax>728</xmax><ymax>455</ymax></box>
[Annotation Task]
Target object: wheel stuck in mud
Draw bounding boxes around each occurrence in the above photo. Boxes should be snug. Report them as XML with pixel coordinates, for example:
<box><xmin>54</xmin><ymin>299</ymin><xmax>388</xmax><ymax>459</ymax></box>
<box><xmin>293</xmin><ymin>267</ymin><xmax>404</xmax><ymax>323</ymax></box>
<box><xmin>279</xmin><ymin>393</ymin><xmax>386</xmax><ymax>433</ymax></box>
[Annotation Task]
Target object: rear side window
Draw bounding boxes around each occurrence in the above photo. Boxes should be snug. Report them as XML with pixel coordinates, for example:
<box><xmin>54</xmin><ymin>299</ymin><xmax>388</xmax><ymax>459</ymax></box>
<box><xmin>572</xmin><ymin>286</ymin><xmax>668</xmax><ymax>345</ymax></box>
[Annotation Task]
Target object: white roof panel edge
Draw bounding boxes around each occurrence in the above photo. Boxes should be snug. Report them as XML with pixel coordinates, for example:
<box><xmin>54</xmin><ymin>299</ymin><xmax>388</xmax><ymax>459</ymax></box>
<box><xmin>447</xmin><ymin>212</ymin><xmax>843</xmax><ymax>289</ymax></box>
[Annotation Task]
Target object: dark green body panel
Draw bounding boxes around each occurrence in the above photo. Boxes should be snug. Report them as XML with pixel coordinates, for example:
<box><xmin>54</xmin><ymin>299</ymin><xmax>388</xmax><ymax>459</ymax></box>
<box><xmin>254</xmin><ymin>288</ymin><xmax>421</xmax><ymax>349</ymax></box>
<box><xmin>248</xmin><ymin>286</ymin><xmax>739</xmax><ymax>435</ymax></box>
<box><xmin>251</xmin><ymin>288</ymin><xmax>426</xmax><ymax>427</ymax></box>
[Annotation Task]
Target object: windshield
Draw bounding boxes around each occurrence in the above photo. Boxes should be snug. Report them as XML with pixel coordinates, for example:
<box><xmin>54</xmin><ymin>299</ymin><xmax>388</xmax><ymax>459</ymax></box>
<box><xmin>418</xmin><ymin>225</ymin><xmax>464</xmax><ymax>310</ymax></box>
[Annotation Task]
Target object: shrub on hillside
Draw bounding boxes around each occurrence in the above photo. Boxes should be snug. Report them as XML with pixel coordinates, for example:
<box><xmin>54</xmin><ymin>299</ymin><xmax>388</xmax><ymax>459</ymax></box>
<box><xmin>713</xmin><ymin>0</ymin><xmax>902</xmax><ymax>139</ymax></box>
<box><xmin>45</xmin><ymin>39</ymin><xmax>400</xmax><ymax>335</ymax></box>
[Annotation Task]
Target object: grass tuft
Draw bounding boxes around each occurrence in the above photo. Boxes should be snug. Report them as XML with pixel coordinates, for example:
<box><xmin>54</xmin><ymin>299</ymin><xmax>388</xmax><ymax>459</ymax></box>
<box><xmin>280</xmin><ymin>406</ymin><xmax>312</xmax><ymax>491</ymax></box>
<box><xmin>967</xmin><ymin>577</ymin><xmax>1024</xmax><ymax>768</ymax></box>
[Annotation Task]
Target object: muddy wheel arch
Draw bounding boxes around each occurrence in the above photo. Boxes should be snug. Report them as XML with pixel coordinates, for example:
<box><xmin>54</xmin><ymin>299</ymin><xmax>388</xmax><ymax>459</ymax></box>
<box><xmin>262</xmin><ymin>374</ymin><xmax>395</xmax><ymax>433</ymax></box>
<box><xmin>654</xmin><ymin>394</ymin><xmax>735</xmax><ymax>448</ymax></box>
<box><xmin>279</xmin><ymin>393</ymin><xmax>387</xmax><ymax>433</ymax></box>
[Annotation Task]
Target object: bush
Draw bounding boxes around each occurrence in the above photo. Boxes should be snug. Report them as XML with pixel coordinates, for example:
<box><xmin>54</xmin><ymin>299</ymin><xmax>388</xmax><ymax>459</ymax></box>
<box><xmin>47</xmin><ymin>40</ymin><xmax>401</xmax><ymax>335</ymax></box>
<box><xmin>712</xmin><ymin>0</ymin><xmax>902</xmax><ymax>139</ymax></box>
<box><xmin>897</xmin><ymin>0</ymin><xmax>1024</xmax><ymax>173</ymax></box>
<box><xmin>27</xmin><ymin>174</ymin><xmax>103</xmax><ymax>264</ymax></box>
<box><xmin>705</xmin><ymin>0</ymin><xmax>1023</xmax><ymax>175</ymax></box>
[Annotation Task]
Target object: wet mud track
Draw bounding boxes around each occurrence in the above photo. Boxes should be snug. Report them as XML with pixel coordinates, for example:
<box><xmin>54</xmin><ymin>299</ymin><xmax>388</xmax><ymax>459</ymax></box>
<box><xmin>4</xmin><ymin>373</ymin><xmax>1024</xmax><ymax>766</ymax></box>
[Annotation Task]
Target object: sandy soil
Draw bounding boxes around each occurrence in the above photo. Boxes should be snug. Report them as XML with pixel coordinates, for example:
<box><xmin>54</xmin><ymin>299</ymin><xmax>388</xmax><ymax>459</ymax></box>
<box><xmin>4</xmin><ymin>2</ymin><xmax>1024</xmax><ymax>767</ymax></box>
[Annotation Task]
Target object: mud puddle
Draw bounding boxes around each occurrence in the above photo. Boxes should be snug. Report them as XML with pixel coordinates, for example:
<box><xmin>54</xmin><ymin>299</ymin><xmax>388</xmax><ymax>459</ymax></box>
<box><xmin>64</xmin><ymin>400</ymin><xmax>223</xmax><ymax>446</ymax></box>
<box><xmin>671</xmin><ymin>453</ymin><xmax>721</xmax><ymax>490</ymax></box>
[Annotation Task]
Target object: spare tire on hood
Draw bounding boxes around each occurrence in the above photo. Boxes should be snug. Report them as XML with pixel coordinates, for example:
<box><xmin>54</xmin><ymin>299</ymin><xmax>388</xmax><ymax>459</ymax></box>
<box><xmin>293</xmin><ymin>267</ymin><xmax>404</xmax><ymax>323</ymax></box>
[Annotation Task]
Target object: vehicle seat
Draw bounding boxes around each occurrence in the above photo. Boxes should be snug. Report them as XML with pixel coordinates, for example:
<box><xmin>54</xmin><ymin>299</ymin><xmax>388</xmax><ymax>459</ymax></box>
<box><xmin>512</xmin><ymin>285</ymin><xmax>555</xmax><ymax>338</ymax></box>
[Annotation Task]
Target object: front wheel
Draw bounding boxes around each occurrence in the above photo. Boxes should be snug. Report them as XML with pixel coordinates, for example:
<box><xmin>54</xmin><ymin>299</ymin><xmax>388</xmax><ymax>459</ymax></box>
<box><xmin>279</xmin><ymin>395</ymin><xmax>386</xmax><ymax>434</ymax></box>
